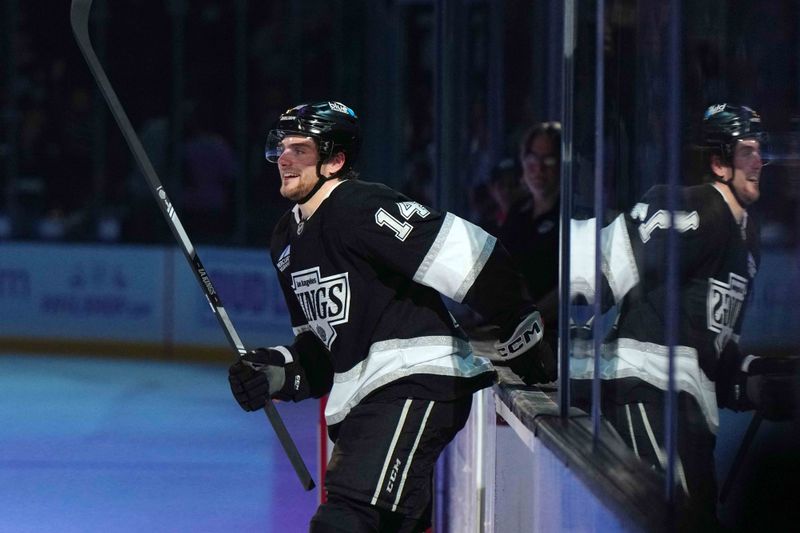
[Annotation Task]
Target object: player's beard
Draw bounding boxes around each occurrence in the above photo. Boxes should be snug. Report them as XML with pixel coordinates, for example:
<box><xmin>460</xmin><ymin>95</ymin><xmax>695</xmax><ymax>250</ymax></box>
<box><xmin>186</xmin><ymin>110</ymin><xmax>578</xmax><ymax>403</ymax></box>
<box><xmin>280</xmin><ymin>170</ymin><xmax>317</xmax><ymax>202</ymax></box>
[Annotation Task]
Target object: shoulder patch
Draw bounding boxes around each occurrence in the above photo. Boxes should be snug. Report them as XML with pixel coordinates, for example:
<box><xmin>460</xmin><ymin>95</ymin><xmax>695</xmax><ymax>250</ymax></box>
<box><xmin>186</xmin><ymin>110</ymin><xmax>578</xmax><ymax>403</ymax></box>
<box><xmin>277</xmin><ymin>245</ymin><xmax>291</xmax><ymax>272</ymax></box>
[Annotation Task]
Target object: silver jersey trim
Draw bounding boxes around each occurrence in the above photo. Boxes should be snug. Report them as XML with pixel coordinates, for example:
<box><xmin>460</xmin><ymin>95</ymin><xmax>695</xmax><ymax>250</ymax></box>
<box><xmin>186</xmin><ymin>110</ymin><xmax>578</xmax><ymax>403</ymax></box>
<box><xmin>570</xmin><ymin>215</ymin><xmax>640</xmax><ymax>304</ymax></box>
<box><xmin>325</xmin><ymin>335</ymin><xmax>493</xmax><ymax>425</ymax></box>
<box><xmin>570</xmin><ymin>337</ymin><xmax>719</xmax><ymax>432</ymax></box>
<box><xmin>413</xmin><ymin>213</ymin><xmax>495</xmax><ymax>303</ymax></box>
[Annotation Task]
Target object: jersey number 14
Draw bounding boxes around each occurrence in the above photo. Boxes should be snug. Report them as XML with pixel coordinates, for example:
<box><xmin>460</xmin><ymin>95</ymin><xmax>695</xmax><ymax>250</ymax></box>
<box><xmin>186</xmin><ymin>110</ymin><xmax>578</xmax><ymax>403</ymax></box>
<box><xmin>374</xmin><ymin>202</ymin><xmax>431</xmax><ymax>241</ymax></box>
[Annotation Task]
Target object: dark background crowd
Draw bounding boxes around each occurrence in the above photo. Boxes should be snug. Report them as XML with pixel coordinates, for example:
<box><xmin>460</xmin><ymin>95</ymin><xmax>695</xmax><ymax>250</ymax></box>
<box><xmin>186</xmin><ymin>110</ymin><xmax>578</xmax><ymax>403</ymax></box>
<box><xmin>0</xmin><ymin>0</ymin><xmax>554</xmax><ymax>246</ymax></box>
<box><xmin>2</xmin><ymin>0</ymin><xmax>797</xmax><ymax>252</ymax></box>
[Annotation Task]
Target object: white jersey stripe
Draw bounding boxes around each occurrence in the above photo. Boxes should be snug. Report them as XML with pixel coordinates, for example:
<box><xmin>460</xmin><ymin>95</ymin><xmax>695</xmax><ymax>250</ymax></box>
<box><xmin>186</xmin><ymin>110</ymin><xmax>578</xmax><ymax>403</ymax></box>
<box><xmin>454</xmin><ymin>234</ymin><xmax>496</xmax><ymax>303</ymax></box>
<box><xmin>637</xmin><ymin>404</ymin><xmax>690</xmax><ymax>496</ymax></box>
<box><xmin>676</xmin><ymin>455</ymin><xmax>690</xmax><ymax>496</ymax></box>
<box><xmin>324</xmin><ymin>336</ymin><xmax>493</xmax><ymax>425</ymax></box>
<box><xmin>602</xmin><ymin>214</ymin><xmax>640</xmax><ymax>303</ymax></box>
<box><xmin>270</xmin><ymin>345</ymin><xmax>294</xmax><ymax>364</ymax></box>
<box><xmin>638</xmin><ymin>403</ymin><xmax>667</xmax><ymax>471</ymax></box>
<box><xmin>413</xmin><ymin>213</ymin><xmax>494</xmax><ymax>303</ymax></box>
<box><xmin>570</xmin><ymin>214</ymin><xmax>640</xmax><ymax>304</ymax></box>
<box><xmin>371</xmin><ymin>399</ymin><xmax>413</xmax><ymax>506</ymax></box>
<box><xmin>392</xmin><ymin>400</ymin><xmax>435</xmax><ymax>511</ymax></box>
<box><xmin>627</xmin><ymin>340</ymin><xmax>718</xmax><ymax>431</ymax></box>
<box><xmin>624</xmin><ymin>404</ymin><xmax>639</xmax><ymax>457</ymax></box>
<box><xmin>570</xmin><ymin>337</ymin><xmax>719</xmax><ymax>432</ymax></box>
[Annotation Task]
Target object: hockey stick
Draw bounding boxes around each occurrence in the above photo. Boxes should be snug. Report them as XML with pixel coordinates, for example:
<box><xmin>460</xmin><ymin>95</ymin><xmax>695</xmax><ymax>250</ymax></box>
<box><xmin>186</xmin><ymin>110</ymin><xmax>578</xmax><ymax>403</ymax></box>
<box><xmin>719</xmin><ymin>412</ymin><xmax>761</xmax><ymax>504</ymax></box>
<box><xmin>70</xmin><ymin>0</ymin><xmax>315</xmax><ymax>491</ymax></box>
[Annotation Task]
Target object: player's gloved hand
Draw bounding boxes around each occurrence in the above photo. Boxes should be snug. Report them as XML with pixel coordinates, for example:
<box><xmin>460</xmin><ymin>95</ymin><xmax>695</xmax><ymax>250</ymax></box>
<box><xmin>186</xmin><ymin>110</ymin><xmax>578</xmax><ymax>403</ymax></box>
<box><xmin>492</xmin><ymin>310</ymin><xmax>557</xmax><ymax>385</ymax></box>
<box><xmin>738</xmin><ymin>355</ymin><xmax>798</xmax><ymax>421</ymax></box>
<box><xmin>228</xmin><ymin>347</ymin><xmax>310</xmax><ymax>411</ymax></box>
<box><xmin>717</xmin><ymin>342</ymin><xmax>753</xmax><ymax>411</ymax></box>
<box><xmin>719</xmin><ymin>353</ymin><xmax>799</xmax><ymax>421</ymax></box>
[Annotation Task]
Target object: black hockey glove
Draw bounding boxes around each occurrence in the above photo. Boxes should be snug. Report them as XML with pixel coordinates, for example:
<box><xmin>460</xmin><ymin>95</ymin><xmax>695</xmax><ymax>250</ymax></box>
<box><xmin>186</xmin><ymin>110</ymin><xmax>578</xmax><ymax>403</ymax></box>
<box><xmin>492</xmin><ymin>311</ymin><xmax>557</xmax><ymax>385</ymax></box>
<box><xmin>718</xmin><ymin>350</ymin><xmax>799</xmax><ymax>421</ymax></box>
<box><xmin>734</xmin><ymin>355</ymin><xmax>798</xmax><ymax>421</ymax></box>
<box><xmin>717</xmin><ymin>342</ymin><xmax>751</xmax><ymax>412</ymax></box>
<box><xmin>228</xmin><ymin>347</ymin><xmax>311</xmax><ymax>411</ymax></box>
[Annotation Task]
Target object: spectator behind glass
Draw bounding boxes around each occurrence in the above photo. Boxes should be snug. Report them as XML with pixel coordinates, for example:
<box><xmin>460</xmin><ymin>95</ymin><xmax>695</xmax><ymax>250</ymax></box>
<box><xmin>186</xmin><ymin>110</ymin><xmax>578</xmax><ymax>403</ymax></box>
<box><xmin>469</xmin><ymin>156</ymin><xmax>526</xmax><ymax>238</ymax></box>
<box><xmin>496</xmin><ymin>122</ymin><xmax>562</xmax><ymax>340</ymax></box>
<box><xmin>181</xmin><ymin>106</ymin><xmax>236</xmax><ymax>243</ymax></box>
<box><xmin>488</xmin><ymin>156</ymin><xmax>526</xmax><ymax>228</ymax></box>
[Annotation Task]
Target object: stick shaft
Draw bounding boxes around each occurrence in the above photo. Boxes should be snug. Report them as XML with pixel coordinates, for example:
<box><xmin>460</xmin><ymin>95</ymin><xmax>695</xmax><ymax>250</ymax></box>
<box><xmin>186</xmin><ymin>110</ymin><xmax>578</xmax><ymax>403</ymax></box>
<box><xmin>70</xmin><ymin>0</ymin><xmax>314</xmax><ymax>491</ymax></box>
<box><xmin>719</xmin><ymin>412</ymin><xmax>762</xmax><ymax>503</ymax></box>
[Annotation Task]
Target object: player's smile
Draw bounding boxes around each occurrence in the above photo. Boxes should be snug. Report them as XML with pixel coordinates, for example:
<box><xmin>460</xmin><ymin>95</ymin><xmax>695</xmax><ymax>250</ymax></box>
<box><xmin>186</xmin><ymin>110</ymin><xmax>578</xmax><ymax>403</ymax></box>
<box><xmin>281</xmin><ymin>171</ymin><xmax>301</xmax><ymax>181</ymax></box>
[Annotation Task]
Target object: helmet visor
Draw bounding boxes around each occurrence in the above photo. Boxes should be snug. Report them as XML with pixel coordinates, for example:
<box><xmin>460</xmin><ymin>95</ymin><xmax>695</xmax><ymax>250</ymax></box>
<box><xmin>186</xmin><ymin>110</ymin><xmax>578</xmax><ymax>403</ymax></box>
<box><xmin>755</xmin><ymin>132</ymin><xmax>800</xmax><ymax>166</ymax></box>
<box><xmin>264</xmin><ymin>130</ymin><xmax>286</xmax><ymax>163</ymax></box>
<box><xmin>265</xmin><ymin>131</ymin><xmax>320</xmax><ymax>163</ymax></box>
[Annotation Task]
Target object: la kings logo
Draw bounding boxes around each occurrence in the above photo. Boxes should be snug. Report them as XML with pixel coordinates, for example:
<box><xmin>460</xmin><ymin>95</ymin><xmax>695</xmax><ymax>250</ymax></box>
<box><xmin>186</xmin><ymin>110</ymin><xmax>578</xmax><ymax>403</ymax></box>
<box><xmin>291</xmin><ymin>267</ymin><xmax>351</xmax><ymax>349</ymax></box>
<box><xmin>707</xmin><ymin>272</ymin><xmax>748</xmax><ymax>353</ymax></box>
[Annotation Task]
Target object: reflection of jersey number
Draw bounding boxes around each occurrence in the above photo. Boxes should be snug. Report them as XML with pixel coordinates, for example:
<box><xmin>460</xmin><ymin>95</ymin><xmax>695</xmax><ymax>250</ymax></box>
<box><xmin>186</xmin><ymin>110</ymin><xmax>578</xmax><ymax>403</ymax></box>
<box><xmin>374</xmin><ymin>201</ymin><xmax>431</xmax><ymax>241</ymax></box>
<box><xmin>630</xmin><ymin>202</ymin><xmax>700</xmax><ymax>243</ymax></box>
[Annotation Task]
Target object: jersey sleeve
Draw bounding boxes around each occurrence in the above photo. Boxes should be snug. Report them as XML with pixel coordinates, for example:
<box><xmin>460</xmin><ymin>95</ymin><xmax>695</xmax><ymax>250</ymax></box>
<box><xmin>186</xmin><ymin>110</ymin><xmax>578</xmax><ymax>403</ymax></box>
<box><xmin>625</xmin><ymin>185</ymin><xmax>719</xmax><ymax>284</ymax></box>
<box><xmin>338</xmin><ymin>184</ymin><xmax>534</xmax><ymax>327</ymax></box>
<box><xmin>572</xmin><ymin>185</ymin><xmax>724</xmax><ymax>306</ymax></box>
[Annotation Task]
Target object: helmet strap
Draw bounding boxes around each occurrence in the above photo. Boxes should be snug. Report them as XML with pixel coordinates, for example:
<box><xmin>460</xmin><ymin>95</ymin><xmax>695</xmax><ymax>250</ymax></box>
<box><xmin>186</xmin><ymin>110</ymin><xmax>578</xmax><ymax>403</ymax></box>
<box><xmin>296</xmin><ymin>161</ymin><xmax>339</xmax><ymax>205</ymax></box>
<box><xmin>717</xmin><ymin>174</ymin><xmax>745</xmax><ymax>208</ymax></box>
<box><xmin>711</xmin><ymin>147</ymin><xmax>745</xmax><ymax>207</ymax></box>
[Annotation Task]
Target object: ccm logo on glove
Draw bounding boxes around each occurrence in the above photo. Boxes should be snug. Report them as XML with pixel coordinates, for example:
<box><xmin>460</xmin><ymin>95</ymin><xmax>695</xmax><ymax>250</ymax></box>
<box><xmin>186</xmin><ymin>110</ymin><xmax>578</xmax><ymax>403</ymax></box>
<box><xmin>495</xmin><ymin>312</ymin><xmax>544</xmax><ymax>359</ymax></box>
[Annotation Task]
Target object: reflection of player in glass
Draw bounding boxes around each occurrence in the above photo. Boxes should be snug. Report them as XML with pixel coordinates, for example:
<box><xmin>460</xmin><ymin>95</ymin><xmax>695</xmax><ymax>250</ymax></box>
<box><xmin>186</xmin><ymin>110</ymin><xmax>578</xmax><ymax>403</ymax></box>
<box><xmin>571</xmin><ymin>104</ymin><xmax>781</xmax><ymax>528</ymax></box>
<box><xmin>227</xmin><ymin>102</ymin><xmax>555</xmax><ymax>532</ymax></box>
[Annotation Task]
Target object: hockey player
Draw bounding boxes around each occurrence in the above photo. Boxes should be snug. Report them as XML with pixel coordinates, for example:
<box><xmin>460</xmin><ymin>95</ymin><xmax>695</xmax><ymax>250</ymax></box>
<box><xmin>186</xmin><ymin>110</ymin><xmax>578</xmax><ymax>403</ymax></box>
<box><xmin>570</xmin><ymin>103</ymin><xmax>771</xmax><ymax>527</ymax></box>
<box><xmin>227</xmin><ymin>101</ymin><xmax>556</xmax><ymax>532</ymax></box>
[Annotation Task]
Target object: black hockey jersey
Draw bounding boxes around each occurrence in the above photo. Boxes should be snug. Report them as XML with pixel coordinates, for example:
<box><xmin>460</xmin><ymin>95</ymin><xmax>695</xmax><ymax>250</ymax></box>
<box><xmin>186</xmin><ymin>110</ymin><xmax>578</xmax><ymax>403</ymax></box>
<box><xmin>270</xmin><ymin>179</ymin><xmax>533</xmax><ymax>425</ymax></box>
<box><xmin>570</xmin><ymin>183</ymin><xmax>760</xmax><ymax>431</ymax></box>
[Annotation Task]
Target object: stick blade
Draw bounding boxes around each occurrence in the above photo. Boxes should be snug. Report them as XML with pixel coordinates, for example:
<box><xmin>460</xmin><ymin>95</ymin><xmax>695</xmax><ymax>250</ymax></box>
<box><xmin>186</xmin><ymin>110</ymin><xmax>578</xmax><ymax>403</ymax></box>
<box><xmin>70</xmin><ymin>0</ymin><xmax>93</xmax><ymax>38</ymax></box>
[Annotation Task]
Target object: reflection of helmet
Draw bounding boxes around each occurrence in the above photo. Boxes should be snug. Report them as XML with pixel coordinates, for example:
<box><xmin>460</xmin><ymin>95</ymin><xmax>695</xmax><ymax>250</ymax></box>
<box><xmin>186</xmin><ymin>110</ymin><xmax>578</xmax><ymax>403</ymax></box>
<box><xmin>266</xmin><ymin>101</ymin><xmax>360</xmax><ymax>169</ymax></box>
<box><xmin>702</xmin><ymin>103</ymin><xmax>765</xmax><ymax>162</ymax></box>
